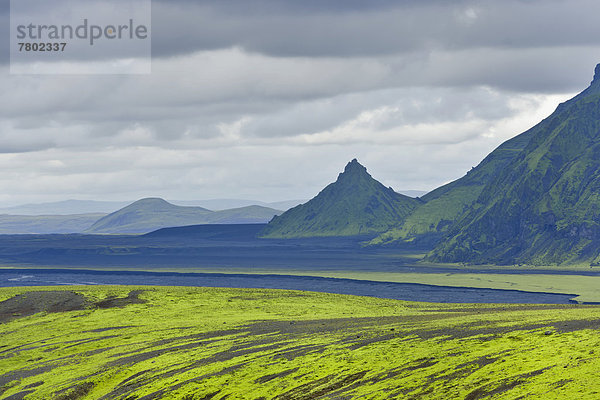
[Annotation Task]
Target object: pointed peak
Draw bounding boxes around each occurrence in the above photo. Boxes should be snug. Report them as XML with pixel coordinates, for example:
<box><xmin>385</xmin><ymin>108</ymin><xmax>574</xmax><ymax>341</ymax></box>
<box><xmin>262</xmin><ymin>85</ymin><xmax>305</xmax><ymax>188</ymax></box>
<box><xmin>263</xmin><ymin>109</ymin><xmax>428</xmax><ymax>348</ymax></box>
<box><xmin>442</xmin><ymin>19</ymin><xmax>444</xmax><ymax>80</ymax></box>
<box><xmin>592</xmin><ymin>63</ymin><xmax>600</xmax><ymax>85</ymax></box>
<box><xmin>556</xmin><ymin>64</ymin><xmax>600</xmax><ymax>112</ymax></box>
<box><xmin>336</xmin><ymin>159</ymin><xmax>372</xmax><ymax>184</ymax></box>
<box><xmin>342</xmin><ymin>158</ymin><xmax>368</xmax><ymax>174</ymax></box>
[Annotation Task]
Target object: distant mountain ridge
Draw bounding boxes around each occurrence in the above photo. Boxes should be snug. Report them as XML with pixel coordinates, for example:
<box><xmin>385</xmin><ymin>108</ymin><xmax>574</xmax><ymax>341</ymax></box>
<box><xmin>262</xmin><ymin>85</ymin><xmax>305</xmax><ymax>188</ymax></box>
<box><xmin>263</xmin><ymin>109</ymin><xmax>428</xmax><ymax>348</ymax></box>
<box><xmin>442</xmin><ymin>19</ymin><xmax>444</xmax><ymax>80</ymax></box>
<box><xmin>172</xmin><ymin>199</ymin><xmax>305</xmax><ymax>211</ymax></box>
<box><xmin>86</xmin><ymin>198</ymin><xmax>282</xmax><ymax>234</ymax></box>
<box><xmin>0</xmin><ymin>200</ymin><xmax>130</xmax><ymax>216</ymax></box>
<box><xmin>0</xmin><ymin>214</ymin><xmax>107</xmax><ymax>234</ymax></box>
<box><xmin>0</xmin><ymin>198</ymin><xmax>304</xmax><ymax>215</ymax></box>
<box><xmin>260</xmin><ymin>159</ymin><xmax>421</xmax><ymax>238</ymax></box>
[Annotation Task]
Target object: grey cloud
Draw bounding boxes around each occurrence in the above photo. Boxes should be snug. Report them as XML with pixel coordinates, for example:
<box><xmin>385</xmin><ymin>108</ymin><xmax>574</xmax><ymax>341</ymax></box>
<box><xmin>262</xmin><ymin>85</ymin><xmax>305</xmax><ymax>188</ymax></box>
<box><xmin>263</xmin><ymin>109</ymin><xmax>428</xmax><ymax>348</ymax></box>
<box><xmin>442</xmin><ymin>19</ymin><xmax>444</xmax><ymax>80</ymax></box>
<box><xmin>241</xmin><ymin>86</ymin><xmax>519</xmax><ymax>139</ymax></box>
<box><xmin>150</xmin><ymin>0</ymin><xmax>600</xmax><ymax>58</ymax></box>
<box><xmin>3</xmin><ymin>0</ymin><xmax>599</xmax><ymax>94</ymax></box>
<box><xmin>412</xmin><ymin>47</ymin><xmax>600</xmax><ymax>93</ymax></box>
<box><xmin>145</xmin><ymin>0</ymin><xmax>600</xmax><ymax>93</ymax></box>
<box><xmin>0</xmin><ymin>46</ymin><xmax>587</xmax><ymax>157</ymax></box>
<box><xmin>152</xmin><ymin>0</ymin><xmax>454</xmax><ymax>16</ymax></box>
<box><xmin>0</xmin><ymin>121</ymin><xmax>56</xmax><ymax>152</ymax></box>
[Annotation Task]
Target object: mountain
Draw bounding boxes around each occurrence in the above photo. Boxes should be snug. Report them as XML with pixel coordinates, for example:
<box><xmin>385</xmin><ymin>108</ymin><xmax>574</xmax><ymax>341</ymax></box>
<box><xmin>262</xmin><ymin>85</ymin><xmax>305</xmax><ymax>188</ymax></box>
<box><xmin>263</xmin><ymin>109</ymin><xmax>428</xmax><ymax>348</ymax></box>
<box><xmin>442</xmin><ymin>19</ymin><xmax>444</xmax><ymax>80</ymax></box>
<box><xmin>206</xmin><ymin>205</ymin><xmax>284</xmax><ymax>224</ymax></box>
<box><xmin>260</xmin><ymin>159</ymin><xmax>421</xmax><ymax>238</ymax></box>
<box><xmin>265</xmin><ymin>200</ymin><xmax>307</xmax><ymax>211</ymax></box>
<box><xmin>0</xmin><ymin>198</ymin><xmax>303</xmax><ymax>217</ymax></box>
<box><xmin>85</xmin><ymin>198</ymin><xmax>211</xmax><ymax>234</ymax></box>
<box><xmin>86</xmin><ymin>198</ymin><xmax>282</xmax><ymax>234</ymax></box>
<box><xmin>0</xmin><ymin>213</ymin><xmax>106</xmax><ymax>234</ymax></box>
<box><xmin>371</xmin><ymin>119</ymin><xmax>535</xmax><ymax>246</ymax></box>
<box><xmin>171</xmin><ymin>199</ymin><xmax>305</xmax><ymax>211</ymax></box>
<box><xmin>429</xmin><ymin>64</ymin><xmax>600</xmax><ymax>265</ymax></box>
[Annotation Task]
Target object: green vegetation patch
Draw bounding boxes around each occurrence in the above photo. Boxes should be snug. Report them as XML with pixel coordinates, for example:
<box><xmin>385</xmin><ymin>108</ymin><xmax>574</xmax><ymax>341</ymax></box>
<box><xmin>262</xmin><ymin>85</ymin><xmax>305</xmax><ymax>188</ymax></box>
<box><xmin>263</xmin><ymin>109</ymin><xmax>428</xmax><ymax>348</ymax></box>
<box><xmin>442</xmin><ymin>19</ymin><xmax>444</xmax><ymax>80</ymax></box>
<box><xmin>2</xmin><ymin>286</ymin><xmax>600</xmax><ymax>399</ymax></box>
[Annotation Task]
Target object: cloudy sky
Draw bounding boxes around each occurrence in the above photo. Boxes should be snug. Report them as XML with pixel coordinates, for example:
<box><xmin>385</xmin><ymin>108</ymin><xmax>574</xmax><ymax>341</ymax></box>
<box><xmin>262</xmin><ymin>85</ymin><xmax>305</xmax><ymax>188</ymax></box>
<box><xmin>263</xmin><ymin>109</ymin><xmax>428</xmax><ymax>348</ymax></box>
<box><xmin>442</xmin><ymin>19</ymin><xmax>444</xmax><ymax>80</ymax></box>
<box><xmin>1</xmin><ymin>0</ymin><xmax>600</xmax><ymax>206</ymax></box>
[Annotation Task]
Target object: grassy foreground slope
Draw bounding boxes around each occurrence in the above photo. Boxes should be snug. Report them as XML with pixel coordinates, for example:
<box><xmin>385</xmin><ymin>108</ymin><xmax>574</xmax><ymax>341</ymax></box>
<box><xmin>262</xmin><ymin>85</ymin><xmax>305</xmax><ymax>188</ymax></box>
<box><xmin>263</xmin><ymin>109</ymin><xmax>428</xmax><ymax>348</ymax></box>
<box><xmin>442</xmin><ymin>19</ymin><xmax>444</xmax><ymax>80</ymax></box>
<box><xmin>3</xmin><ymin>287</ymin><xmax>600</xmax><ymax>399</ymax></box>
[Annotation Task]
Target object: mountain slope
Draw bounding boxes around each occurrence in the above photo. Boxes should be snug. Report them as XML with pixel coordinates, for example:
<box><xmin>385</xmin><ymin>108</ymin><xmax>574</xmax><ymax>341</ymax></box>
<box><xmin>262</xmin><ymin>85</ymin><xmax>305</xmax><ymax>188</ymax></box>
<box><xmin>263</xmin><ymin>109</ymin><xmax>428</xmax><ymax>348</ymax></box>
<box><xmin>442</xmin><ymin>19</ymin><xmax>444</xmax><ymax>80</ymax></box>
<box><xmin>260</xmin><ymin>159</ymin><xmax>420</xmax><ymax>238</ymax></box>
<box><xmin>86</xmin><ymin>198</ymin><xmax>281</xmax><ymax>234</ymax></box>
<box><xmin>372</xmin><ymin>129</ymin><xmax>534</xmax><ymax>246</ymax></box>
<box><xmin>429</xmin><ymin>64</ymin><xmax>600</xmax><ymax>265</ymax></box>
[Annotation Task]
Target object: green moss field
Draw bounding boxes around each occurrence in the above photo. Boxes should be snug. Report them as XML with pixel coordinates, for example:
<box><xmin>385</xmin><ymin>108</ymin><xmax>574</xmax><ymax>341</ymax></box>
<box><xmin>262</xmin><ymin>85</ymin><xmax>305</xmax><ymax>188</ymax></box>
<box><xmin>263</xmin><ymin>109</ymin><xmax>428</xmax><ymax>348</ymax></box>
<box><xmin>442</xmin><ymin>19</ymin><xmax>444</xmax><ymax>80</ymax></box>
<box><xmin>2</xmin><ymin>286</ymin><xmax>600</xmax><ymax>399</ymax></box>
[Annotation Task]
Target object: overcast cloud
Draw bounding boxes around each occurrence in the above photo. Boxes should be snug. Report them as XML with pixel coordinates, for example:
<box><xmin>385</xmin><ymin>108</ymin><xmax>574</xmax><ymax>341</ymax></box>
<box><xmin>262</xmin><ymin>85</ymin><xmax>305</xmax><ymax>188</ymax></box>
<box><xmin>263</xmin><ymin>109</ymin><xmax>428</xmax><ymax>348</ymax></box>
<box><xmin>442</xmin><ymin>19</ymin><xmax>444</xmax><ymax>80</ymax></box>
<box><xmin>0</xmin><ymin>0</ymin><xmax>598</xmax><ymax>206</ymax></box>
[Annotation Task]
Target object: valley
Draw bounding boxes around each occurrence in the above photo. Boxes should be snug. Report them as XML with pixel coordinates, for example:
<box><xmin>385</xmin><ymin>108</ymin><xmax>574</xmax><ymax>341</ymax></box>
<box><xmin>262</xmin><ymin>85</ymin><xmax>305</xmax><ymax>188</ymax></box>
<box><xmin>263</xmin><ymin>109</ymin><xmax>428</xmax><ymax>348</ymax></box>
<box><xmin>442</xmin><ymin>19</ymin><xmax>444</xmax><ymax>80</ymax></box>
<box><xmin>4</xmin><ymin>63</ymin><xmax>600</xmax><ymax>399</ymax></box>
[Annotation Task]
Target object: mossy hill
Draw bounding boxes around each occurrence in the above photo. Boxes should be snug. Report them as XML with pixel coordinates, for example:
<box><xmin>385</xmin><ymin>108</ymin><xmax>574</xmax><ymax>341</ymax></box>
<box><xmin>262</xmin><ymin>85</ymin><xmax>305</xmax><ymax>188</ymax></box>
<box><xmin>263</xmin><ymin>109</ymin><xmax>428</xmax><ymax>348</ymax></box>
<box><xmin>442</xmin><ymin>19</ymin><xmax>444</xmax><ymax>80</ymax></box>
<box><xmin>86</xmin><ymin>198</ymin><xmax>281</xmax><ymax>234</ymax></box>
<box><xmin>429</xmin><ymin>64</ymin><xmax>600</xmax><ymax>265</ymax></box>
<box><xmin>260</xmin><ymin>159</ymin><xmax>420</xmax><ymax>238</ymax></box>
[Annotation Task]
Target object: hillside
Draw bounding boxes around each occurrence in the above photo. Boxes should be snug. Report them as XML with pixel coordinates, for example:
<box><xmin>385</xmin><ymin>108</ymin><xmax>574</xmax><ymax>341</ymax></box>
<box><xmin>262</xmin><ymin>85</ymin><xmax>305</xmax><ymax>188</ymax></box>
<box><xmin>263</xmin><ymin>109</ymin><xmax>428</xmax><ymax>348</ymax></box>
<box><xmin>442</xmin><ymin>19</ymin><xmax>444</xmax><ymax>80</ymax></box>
<box><xmin>86</xmin><ymin>198</ymin><xmax>281</xmax><ymax>234</ymax></box>
<box><xmin>371</xmin><ymin>129</ymin><xmax>534</xmax><ymax>246</ymax></box>
<box><xmin>430</xmin><ymin>64</ymin><xmax>600</xmax><ymax>265</ymax></box>
<box><xmin>260</xmin><ymin>159</ymin><xmax>420</xmax><ymax>238</ymax></box>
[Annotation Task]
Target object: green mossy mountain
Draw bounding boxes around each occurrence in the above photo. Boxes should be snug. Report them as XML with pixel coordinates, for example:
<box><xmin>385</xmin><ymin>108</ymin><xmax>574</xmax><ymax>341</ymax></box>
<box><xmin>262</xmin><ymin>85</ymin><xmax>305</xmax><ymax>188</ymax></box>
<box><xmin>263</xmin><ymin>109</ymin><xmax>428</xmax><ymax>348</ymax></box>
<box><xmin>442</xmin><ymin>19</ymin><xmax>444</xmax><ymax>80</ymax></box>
<box><xmin>429</xmin><ymin>64</ymin><xmax>600</xmax><ymax>265</ymax></box>
<box><xmin>86</xmin><ymin>198</ymin><xmax>281</xmax><ymax>234</ymax></box>
<box><xmin>260</xmin><ymin>159</ymin><xmax>420</xmax><ymax>238</ymax></box>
